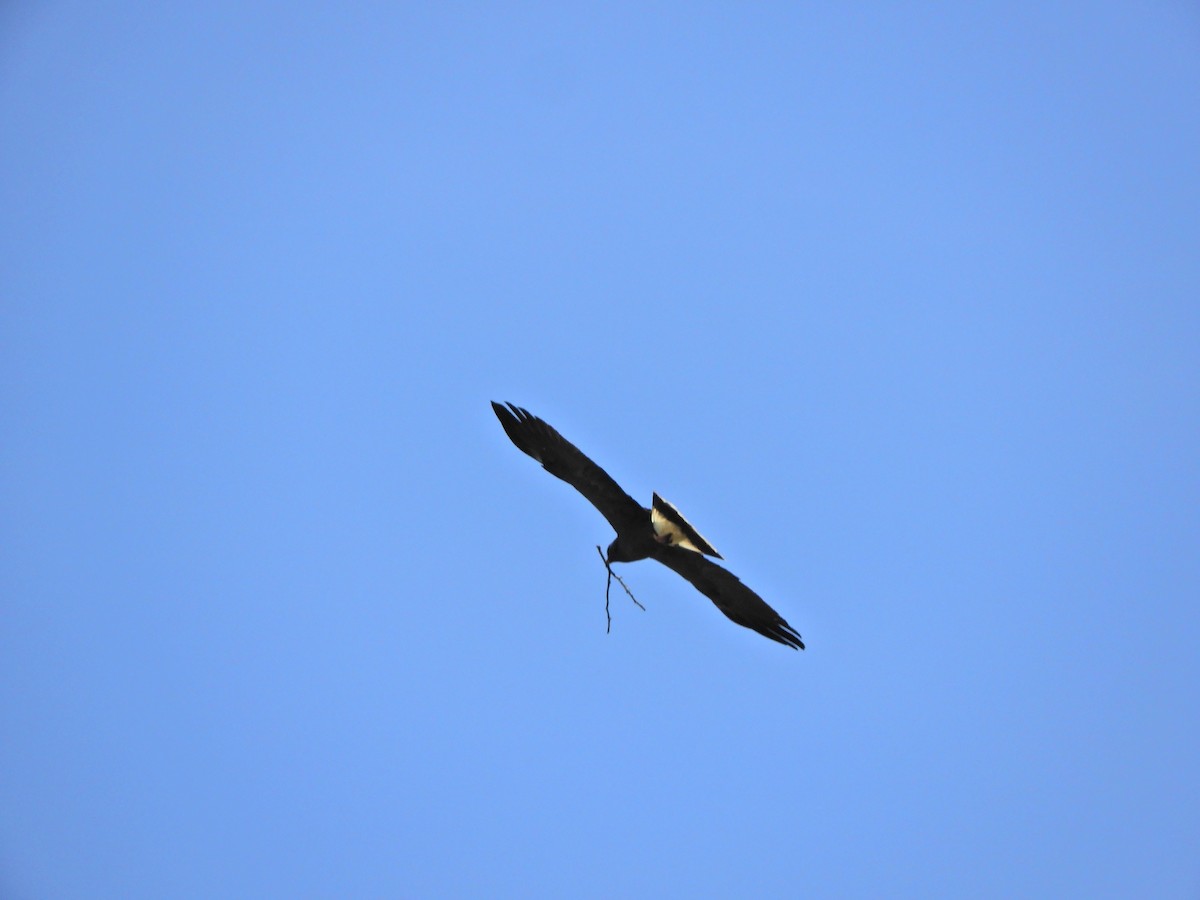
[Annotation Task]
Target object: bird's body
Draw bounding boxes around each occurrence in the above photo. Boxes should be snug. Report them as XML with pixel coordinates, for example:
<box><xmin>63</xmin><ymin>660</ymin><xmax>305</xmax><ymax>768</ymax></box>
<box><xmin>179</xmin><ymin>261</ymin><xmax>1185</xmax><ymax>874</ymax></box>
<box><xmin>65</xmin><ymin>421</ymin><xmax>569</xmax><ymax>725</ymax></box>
<box><xmin>602</xmin><ymin>511</ymin><xmax>659</xmax><ymax>564</ymax></box>
<box><xmin>491</xmin><ymin>402</ymin><xmax>804</xmax><ymax>650</ymax></box>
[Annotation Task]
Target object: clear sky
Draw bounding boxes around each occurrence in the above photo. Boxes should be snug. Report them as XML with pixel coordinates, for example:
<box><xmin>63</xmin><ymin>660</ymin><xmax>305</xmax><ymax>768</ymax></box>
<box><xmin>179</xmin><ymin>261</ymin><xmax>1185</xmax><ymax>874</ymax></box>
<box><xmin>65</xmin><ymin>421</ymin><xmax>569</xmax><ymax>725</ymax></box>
<box><xmin>2</xmin><ymin>3</ymin><xmax>1198</xmax><ymax>898</ymax></box>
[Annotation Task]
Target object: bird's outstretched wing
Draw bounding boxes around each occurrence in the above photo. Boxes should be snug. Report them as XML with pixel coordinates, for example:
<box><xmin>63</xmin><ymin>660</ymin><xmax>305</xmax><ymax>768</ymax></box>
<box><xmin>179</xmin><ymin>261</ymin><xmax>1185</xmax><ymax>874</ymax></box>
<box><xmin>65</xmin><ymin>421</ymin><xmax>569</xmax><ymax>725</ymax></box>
<box><xmin>651</xmin><ymin>544</ymin><xmax>805</xmax><ymax>649</ymax></box>
<box><xmin>492</xmin><ymin>402</ymin><xmax>645</xmax><ymax>533</ymax></box>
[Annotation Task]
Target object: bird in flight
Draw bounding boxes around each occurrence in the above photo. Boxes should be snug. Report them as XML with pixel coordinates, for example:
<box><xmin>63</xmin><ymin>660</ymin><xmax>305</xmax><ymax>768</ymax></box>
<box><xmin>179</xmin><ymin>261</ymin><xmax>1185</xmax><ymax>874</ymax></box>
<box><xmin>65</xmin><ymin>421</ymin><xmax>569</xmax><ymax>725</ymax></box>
<box><xmin>491</xmin><ymin>402</ymin><xmax>804</xmax><ymax>650</ymax></box>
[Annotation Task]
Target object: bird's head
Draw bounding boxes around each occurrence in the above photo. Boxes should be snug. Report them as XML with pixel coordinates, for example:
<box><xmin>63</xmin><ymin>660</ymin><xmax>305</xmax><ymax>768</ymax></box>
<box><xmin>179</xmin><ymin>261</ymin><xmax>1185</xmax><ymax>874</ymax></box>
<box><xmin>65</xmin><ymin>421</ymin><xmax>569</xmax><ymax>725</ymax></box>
<box><xmin>605</xmin><ymin>537</ymin><xmax>635</xmax><ymax>564</ymax></box>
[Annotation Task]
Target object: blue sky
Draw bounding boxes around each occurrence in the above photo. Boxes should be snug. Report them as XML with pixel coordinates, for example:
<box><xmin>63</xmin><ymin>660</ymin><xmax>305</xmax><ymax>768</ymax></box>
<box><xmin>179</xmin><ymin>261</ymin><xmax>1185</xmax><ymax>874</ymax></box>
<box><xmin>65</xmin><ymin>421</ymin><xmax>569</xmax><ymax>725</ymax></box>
<box><xmin>2</xmin><ymin>3</ymin><xmax>1198</xmax><ymax>897</ymax></box>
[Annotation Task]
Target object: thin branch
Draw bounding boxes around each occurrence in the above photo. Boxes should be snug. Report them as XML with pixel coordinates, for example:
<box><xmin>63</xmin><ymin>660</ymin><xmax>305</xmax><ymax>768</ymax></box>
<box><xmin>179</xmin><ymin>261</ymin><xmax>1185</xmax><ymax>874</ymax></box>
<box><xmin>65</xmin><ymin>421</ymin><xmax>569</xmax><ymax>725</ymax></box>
<box><xmin>596</xmin><ymin>545</ymin><xmax>645</xmax><ymax>634</ymax></box>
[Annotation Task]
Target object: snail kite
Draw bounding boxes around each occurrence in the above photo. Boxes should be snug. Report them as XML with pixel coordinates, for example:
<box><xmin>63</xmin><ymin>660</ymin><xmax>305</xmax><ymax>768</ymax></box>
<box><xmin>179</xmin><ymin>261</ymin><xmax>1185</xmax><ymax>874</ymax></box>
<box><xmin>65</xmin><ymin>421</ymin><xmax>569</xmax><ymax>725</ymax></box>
<box><xmin>491</xmin><ymin>402</ymin><xmax>804</xmax><ymax>650</ymax></box>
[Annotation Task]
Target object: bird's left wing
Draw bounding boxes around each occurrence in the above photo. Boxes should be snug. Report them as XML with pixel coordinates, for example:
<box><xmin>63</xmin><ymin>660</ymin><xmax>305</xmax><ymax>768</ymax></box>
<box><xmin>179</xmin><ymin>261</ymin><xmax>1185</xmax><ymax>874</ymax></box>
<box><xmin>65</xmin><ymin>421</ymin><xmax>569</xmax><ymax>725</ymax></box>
<box><xmin>650</xmin><ymin>544</ymin><xmax>805</xmax><ymax>649</ymax></box>
<box><xmin>492</xmin><ymin>402</ymin><xmax>645</xmax><ymax>533</ymax></box>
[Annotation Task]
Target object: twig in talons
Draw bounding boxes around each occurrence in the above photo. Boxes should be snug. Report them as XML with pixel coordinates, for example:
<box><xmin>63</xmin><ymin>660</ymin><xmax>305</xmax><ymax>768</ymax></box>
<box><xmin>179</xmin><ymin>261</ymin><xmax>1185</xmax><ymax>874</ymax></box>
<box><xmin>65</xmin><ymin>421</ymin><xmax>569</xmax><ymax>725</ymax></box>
<box><xmin>596</xmin><ymin>545</ymin><xmax>645</xmax><ymax>634</ymax></box>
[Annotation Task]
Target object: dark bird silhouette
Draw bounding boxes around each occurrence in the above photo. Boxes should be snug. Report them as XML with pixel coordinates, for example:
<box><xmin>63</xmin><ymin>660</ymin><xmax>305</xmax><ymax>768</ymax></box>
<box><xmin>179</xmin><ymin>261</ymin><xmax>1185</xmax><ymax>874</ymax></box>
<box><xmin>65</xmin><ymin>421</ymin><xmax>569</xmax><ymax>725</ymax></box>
<box><xmin>491</xmin><ymin>402</ymin><xmax>804</xmax><ymax>650</ymax></box>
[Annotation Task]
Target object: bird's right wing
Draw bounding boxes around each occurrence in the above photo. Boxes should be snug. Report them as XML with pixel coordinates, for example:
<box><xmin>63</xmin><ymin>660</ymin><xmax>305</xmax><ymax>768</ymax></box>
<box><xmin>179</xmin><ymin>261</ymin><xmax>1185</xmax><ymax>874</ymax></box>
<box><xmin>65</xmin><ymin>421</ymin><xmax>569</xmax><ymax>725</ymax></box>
<box><xmin>651</xmin><ymin>543</ymin><xmax>805</xmax><ymax>650</ymax></box>
<box><xmin>492</xmin><ymin>402</ymin><xmax>645</xmax><ymax>533</ymax></box>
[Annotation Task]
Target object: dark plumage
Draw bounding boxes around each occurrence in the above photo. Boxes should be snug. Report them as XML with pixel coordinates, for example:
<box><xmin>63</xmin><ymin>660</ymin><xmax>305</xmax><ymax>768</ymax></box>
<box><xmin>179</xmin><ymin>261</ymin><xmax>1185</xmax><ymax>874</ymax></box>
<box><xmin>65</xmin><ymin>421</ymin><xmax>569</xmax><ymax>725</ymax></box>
<box><xmin>491</xmin><ymin>401</ymin><xmax>804</xmax><ymax>650</ymax></box>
